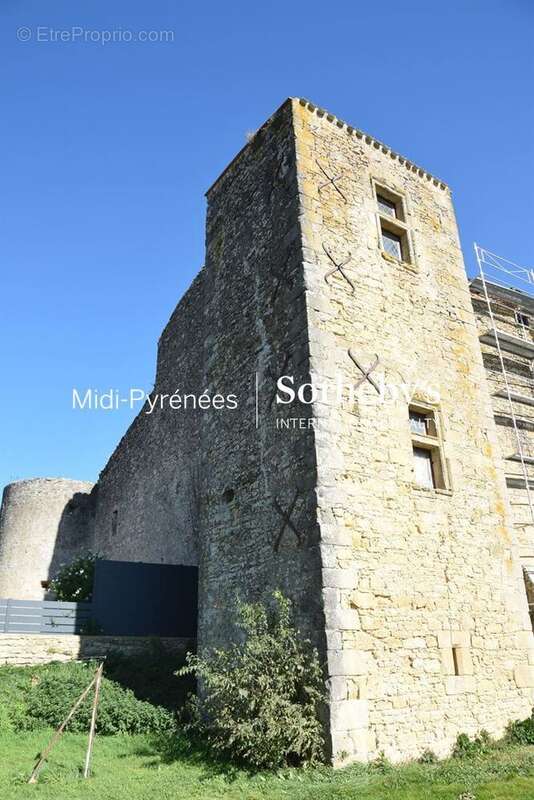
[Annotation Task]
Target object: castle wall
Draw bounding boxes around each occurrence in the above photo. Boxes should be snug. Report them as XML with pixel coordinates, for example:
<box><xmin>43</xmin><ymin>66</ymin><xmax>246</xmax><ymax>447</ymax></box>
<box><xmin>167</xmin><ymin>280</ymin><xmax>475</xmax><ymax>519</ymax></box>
<box><xmin>90</xmin><ymin>100</ymin><xmax>327</xmax><ymax>682</ymax></box>
<box><xmin>91</xmin><ymin>273</ymin><xmax>205</xmax><ymax>567</ymax></box>
<box><xmin>0</xmin><ymin>478</ymin><xmax>94</xmax><ymax>599</ymax></box>
<box><xmin>292</xmin><ymin>98</ymin><xmax>534</xmax><ymax>762</ymax></box>
<box><xmin>198</xmin><ymin>100</ymin><xmax>325</xmax><ymax>650</ymax></box>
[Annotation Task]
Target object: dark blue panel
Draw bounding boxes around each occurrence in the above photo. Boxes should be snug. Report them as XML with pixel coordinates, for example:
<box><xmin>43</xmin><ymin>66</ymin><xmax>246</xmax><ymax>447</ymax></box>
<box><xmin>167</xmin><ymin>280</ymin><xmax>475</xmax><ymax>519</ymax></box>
<box><xmin>92</xmin><ymin>560</ymin><xmax>198</xmax><ymax>637</ymax></box>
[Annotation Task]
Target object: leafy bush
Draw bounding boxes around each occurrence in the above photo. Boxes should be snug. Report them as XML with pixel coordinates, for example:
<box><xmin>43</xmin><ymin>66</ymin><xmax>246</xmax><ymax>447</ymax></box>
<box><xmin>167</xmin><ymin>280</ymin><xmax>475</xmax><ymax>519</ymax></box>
<box><xmin>507</xmin><ymin>711</ymin><xmax>534</xmax><ymax>745</ymax></box>
<box><xmin>178</xmin><ymin>591</ymin><xmax>326</xmax><ymax>770</ymax></box>
<box><xmin>452</xmin><ymin>730</ymin><xmax>493</xmax><ymax>759</ymax></box>
<box><xmin>418</xmin><ymin>748</ymin><xmax>438</xmax><ymax>764</ymax></box>
<box><xmin>49</xmin><ymin>551</ymin><xmax>100</xmax><ymax>601</ymax></box>
<box><xmin>0</xmin><ymin>661</ymin><xmax>175</xmax><ymax>736</ymax></box>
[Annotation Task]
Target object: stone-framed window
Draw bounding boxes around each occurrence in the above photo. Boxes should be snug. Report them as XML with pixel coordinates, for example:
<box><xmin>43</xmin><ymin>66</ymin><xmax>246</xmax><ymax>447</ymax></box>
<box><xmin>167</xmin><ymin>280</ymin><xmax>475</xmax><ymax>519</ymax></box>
<box><xmin>408</xmin><ymin>404</ymin><xmax>448</xmax><ymax>491</ymax></box>
<box><xmin>438</xmin><ymin>631</ymin><xmax>474</xmax><ymax>694</ymax></box>
<box><xmin>372</xmin><ymin>181</ymin><xmax>415</xmax><ymax>267</ymax></box>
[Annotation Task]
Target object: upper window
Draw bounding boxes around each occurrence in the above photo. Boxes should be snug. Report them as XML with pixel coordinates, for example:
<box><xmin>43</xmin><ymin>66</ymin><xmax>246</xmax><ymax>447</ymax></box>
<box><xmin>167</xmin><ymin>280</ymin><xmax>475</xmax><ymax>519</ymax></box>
<box><xmin>373</xmin><ymin>183</ymin><xmax>413</xmax><ymax>265</ymax></box>
<box><xmin>409</xmin><ymin>405</ymin><xmax>447</xmax><ymax>490</ymax></box>
<box><xmin>377</xmin><ymin>194</ymin><xmax>397</xmax><ymax>219</ymax></box>
<box><xmin>409</xmin><ymin>409</ymin><xmax>437</xmax><ymax>437</ymax></box>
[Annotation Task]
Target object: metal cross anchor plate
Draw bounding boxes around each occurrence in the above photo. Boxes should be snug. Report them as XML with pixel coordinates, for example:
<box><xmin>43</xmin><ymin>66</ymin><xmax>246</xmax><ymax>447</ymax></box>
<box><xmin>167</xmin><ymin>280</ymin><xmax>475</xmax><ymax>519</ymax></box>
<box><xmin>316</xmin><ymin>159</ymin><xmax>348</xmax><ymax>204</ymax></box>
<box><xmin>266</xmin><ymin>348</ymin><xmax>292</xmax><ymax>408</ymax></box>
<box><xmin>348</xmin><ymin>348</ymin><xmax>381</xmax><ymax>394</ymax></box>
<box><xmin>323</xmin><ymin>243</ymin><xmax>355</xmax><ymax>294</ymax></box>
<box><xmin>273</xmin><ymin>490</ymin><xmax>304</xmax><ymax>551</ymax></box>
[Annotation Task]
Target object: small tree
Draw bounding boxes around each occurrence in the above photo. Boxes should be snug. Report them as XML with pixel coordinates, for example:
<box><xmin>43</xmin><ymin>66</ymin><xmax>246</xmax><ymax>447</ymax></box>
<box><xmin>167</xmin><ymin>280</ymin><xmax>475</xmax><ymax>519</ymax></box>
<box><xmin>49</xmin><ymin>552</ymin><xmax>100</xmax><ymax>602</ymax></box>
<box><xmin>178</xmin><ymin>591</ymin><xmax>326</xmax><ymax>769</ymax></box>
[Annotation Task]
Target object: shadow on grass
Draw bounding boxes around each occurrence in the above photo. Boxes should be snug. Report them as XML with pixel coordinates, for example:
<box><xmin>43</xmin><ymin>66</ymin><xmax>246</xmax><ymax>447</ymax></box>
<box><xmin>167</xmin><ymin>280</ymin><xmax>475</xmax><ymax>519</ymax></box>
<box><xmin>127</xmin><ymin>732</ymin><xmax>269</xmax><ymax>783</ymax></box>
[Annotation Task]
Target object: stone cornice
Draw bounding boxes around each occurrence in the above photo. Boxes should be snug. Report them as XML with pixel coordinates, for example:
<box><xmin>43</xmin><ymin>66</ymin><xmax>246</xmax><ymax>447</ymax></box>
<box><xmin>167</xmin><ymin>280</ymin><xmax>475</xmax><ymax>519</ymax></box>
<box><xmin>295</xmin><ymin>97</ymin><xmax>449</xmax><ymax>191</ymax></box>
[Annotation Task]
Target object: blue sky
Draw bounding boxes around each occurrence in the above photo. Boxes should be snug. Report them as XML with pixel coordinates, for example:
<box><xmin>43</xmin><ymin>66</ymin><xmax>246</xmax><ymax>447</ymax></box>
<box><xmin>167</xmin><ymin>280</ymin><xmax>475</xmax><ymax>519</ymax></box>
<box><xmin>0</xmin><ymin>0</ymin><xmax>532</xmax><ymax>491</ymax></box>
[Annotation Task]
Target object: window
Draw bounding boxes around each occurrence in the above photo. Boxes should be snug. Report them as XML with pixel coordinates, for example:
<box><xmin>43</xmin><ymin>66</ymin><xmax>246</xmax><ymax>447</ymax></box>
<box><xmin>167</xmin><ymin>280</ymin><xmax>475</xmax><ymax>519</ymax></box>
<box><xmin>438</xmin><ymin>631</ymin><xmax>473</xmax><ymax>683</ymax></box>
<box><xmin>452</xmin><ymin>647</ymin><xmax>461</xmax><ymax>676</ymax></box>
<box><xmin>382</xmin><ymin>229</ymin><xmax>403</xmax><ymax>260</ymax></box>
<box><xmin>409</xmin><ymin>409</ymin><xmax>437</xmax><ymax>437</ymax></box>
<box><xmin>409</xmin><ymin>405</ymin><xmax>447</xmax><ymax>490</ymax></box>
<box><xmin>377</xmin><ymin>194</ymin><xmax>397</xmax><ymax>218</ymax></box>
<box><xmin>516</xmin><ymin>311</ymin><xmax>530</xmax><ymax>328</ymax></box>
<box><xmin>373</xmin><ymin>182</ymin><xmax>413</xmax><ymax>265</ymax></box>
<box><xmin>413</xmin><ymin>447</ymin><xmax>435</xmax><ymax>488</ymax></box>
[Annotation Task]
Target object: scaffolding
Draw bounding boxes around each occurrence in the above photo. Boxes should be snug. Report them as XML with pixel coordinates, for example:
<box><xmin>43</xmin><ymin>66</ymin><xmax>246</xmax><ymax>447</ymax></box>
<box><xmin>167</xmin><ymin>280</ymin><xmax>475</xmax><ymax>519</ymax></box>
<box><xmin>473</xmin><ymin>243</ymin><xmax>534</xmax><ymax>530</ymax></box>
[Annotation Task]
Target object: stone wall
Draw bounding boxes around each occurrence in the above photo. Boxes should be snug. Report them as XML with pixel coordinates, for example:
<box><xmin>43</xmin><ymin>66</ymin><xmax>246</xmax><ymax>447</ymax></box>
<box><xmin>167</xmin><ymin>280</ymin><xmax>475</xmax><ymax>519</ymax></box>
<box><xmin>292</xmin><ymin>97</ymin><xmax>534</xmax><ymax>762</ymax></box>
<box><xmin>92</xmin><ymin>273</ymin><xmax>205</xmax><ymax>567</ymax></box>
<box><xmin>0</xmin><ymin>633</ymin><xmax>193</xmax><ymax>666</ymax></box>
<box><xmin>198</xmin><ymin>99</ymin><xmax>324</xmax><ymax>650</ymax></box>
<box><xmin>0</xmin><ymin>478</ymin><xmax>95</xmax><ymax>599</ymax></box>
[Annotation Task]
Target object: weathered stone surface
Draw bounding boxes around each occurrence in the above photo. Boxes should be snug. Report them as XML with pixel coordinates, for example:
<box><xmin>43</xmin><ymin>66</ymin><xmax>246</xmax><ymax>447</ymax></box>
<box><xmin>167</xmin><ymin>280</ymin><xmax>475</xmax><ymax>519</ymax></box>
<box><xmin>0</xmin><ymin>633</ymin><xmax>192</xmax><ymax>665</ymax></box>
<box><xmin>291</xmin><ymin>97</ymin><xmax>534</xmax><ymax>762</ymax></box>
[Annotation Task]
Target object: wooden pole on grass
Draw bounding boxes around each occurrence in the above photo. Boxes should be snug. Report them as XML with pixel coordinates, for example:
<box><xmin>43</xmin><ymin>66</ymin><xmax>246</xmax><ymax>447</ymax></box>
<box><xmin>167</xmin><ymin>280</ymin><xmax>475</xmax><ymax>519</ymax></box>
<box><xmin>83</xmin><ymin>661</ymin><xmax>104</xmax><ymax>778</ymax></box>
<box><xmin>28</xmin><ymin>671</ymin><xmax>98</xmax><ymax>783</ymax></box>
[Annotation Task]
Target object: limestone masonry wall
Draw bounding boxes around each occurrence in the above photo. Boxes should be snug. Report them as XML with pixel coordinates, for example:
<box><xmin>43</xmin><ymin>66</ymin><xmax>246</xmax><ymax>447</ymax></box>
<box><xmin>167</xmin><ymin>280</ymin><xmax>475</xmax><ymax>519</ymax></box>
<box><xmin>292</xmin><ymin>98</ymin><xmax>534</xmax><ymax>761</ymax></box>
<box><xmin>92</xmin><ymin>273</ymin><xmax>205</xmax><ymax>568</ymax></box>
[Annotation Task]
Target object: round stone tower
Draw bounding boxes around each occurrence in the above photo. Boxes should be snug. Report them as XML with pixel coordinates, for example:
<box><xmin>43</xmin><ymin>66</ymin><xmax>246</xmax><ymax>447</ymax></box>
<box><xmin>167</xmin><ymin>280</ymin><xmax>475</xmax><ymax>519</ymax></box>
<box><xmin>0</xmin><ymin>478</ymin><xmax>95</xmax><ymax>600</ymax></box>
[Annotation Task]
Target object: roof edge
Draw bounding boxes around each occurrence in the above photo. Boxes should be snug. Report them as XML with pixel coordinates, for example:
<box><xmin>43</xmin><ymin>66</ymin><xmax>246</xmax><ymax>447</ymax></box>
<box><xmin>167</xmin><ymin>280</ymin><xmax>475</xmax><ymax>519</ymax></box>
<box><xmin>205</xmin><ymin>96</ymin><xmax>449</xmax><ymax>198</ymax></box>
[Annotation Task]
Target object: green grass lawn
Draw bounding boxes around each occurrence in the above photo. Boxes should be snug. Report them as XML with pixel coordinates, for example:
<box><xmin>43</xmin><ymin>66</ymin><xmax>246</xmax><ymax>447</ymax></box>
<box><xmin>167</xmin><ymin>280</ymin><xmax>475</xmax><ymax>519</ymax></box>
<box><xmin>2</xmin><ymin>730</ymin><xmax>534</xmax><ymax>800</ymax></box>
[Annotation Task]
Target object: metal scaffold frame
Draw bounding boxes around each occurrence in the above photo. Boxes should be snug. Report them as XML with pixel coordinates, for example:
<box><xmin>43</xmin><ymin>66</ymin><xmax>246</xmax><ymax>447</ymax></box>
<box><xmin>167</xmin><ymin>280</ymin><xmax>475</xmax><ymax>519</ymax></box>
<box><xmin>474</xmin><ymin>242</ymin><xmax>534</xmax><ymax>527</ymax></box>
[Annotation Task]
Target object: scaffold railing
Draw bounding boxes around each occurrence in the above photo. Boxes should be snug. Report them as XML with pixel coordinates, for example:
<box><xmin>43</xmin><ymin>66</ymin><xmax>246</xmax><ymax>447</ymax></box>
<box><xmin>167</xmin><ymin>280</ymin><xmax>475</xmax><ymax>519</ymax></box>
<box><xmin>474</xmin><ymin>243</ymin><xmax>534</xmax><ymax>526</ymax></box>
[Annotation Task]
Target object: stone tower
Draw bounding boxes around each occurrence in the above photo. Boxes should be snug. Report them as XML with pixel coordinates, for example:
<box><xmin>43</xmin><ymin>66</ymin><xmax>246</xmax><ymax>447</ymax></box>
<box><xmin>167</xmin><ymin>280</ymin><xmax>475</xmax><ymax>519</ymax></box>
<box><xmin>189</xmin><ymin>97</ymin><xmax>534</xmax><ymax>762</ymax></box>
<box><xmin>3</xmin><ymin>98</ymin><xmax>533</xmax><ymax>763</ymax></box>
<box><xmin>0</xmin><ymin>478</ymin><xmax>94</xmax><ymax>599</ymax></box>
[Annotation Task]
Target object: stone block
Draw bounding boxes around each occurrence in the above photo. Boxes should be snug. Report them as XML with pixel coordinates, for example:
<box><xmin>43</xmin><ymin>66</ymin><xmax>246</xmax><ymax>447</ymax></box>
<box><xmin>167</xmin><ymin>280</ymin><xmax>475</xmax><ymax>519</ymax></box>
<box><xmin>330</xmin><ymin>699</ymin><xmax>369</xmax><ymax>731</ymax></box>
<box><xmin>328</xmin><ymin>649</ymin><xmax>369</xmax><ymax>676</ymax></box>
<box><xmin>514</xmin><ymin>665</ymin><xmax>534</xmax><ymax>689</ymax></box>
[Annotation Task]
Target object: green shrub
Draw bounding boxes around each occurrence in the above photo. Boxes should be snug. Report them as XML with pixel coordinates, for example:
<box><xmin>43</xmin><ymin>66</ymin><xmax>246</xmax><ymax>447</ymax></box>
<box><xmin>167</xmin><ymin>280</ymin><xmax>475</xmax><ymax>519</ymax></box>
<box><xmin>178</xmin><ymin>591</ymin><xmax>326</xmax><ymax>770</ymax></box>
<box><xmin>507</xmin><ymin>711</ymin><xmax>534</xmax><ymax>745</ymax></box>
<box><xmin>418</xmin><ymin>748</ymin><xmax>438</xmax><ymax>764</ymax></box>
<box><xmin>452</xmin><ymin>730</ymin><xmax>493</xmax><ymax>759</ymax></box>
<box><xmin>49</xmin><ymin>552</ymin><xmax>100</xmax><ymax>601</ymax></box>
<box><xmin>0</xmin><ymin>703</ymin><xmax>14</xmax><ymax>734</ymax></box>
<box><xmin>0</xmin><ymin>661</ymin><xmax>175</xmax><ymax>736</ymax></box>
